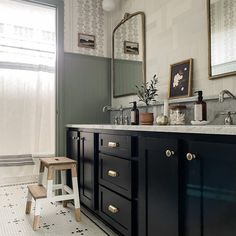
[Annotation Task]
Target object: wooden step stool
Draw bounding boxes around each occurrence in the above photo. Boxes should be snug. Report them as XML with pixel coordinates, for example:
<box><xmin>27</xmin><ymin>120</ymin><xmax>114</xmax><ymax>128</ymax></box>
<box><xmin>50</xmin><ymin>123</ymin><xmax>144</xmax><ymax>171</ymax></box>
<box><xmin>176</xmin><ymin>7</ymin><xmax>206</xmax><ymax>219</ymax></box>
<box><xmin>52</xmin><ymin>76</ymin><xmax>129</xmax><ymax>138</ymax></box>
<box><xmin>25</xmin><ymin>157</ymin><xmax>81</xmax><ymax>231</ymax></box>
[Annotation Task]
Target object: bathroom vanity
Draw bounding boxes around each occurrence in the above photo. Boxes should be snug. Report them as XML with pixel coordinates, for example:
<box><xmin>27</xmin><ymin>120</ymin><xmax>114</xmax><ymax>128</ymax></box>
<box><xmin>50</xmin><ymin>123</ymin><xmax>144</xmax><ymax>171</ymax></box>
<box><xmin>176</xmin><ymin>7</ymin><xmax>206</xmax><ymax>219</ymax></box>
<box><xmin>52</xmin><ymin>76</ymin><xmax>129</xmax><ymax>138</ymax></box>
<box><xmin>66</xmin><ymin>124</ymin><xmax>236</xmax><ymax>236</ymax></box>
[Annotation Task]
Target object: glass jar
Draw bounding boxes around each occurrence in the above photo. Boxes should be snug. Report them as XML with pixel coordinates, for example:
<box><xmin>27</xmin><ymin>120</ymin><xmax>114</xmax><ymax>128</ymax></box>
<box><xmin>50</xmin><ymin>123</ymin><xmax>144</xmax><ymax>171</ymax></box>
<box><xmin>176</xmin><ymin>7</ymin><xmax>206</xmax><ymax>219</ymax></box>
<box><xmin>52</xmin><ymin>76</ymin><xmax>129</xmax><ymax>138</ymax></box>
<box><xmin>169</xmin><ymin>105</ymin><xmax>186</xmax><ymax>125</ymax></box>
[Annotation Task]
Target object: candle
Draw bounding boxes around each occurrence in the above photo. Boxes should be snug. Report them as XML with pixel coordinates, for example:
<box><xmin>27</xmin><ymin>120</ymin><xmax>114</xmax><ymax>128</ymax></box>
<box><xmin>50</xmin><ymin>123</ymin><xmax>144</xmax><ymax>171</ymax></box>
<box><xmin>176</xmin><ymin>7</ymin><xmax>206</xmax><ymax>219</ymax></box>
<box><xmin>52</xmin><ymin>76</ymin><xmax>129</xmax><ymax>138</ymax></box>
<box><xmin>164</xmin><ymin>99</ymin><xmax>169</xmax><ymax>117</ymax></box>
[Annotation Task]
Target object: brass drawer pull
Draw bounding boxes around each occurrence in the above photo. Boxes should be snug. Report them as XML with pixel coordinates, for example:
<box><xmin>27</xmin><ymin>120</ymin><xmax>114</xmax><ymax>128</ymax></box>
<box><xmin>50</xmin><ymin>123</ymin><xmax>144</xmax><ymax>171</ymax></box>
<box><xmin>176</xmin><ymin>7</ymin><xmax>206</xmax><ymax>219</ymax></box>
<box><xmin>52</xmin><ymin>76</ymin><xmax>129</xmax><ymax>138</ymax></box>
<box><xmin>108</xmin><ymin>205</ymin><xmax>119</xmax><ymax>214</ymax></box>
<box><xmin>108</xmin><ymin>142</ymin><xmax>119</xmax><ymax>148</ymax></box>
<box><xmin>108</xmin><ymin>170</ymin><xmax>119</xmax><ymax>177</ymax></box>
<box><xmin>186</xmin><ymin>153</ymin><xmax>196</xmax><ymax>161</ymax></box>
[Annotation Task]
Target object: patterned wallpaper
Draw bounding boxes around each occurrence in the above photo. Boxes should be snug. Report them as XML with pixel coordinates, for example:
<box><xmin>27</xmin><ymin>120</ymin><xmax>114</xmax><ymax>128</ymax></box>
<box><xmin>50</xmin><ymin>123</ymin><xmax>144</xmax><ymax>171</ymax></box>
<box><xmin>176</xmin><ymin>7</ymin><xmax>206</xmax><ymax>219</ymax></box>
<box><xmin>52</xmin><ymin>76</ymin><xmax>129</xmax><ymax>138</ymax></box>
<box><xmin>64</xmin><ymin>0</ymin><xmax>108</xmax><ymax>57</ymax></box>
<box><xmin>114</xmin><ymin>15</ymin><xmax>143</xmax><ymax>61</ymax></box>
<box><xmin>110</xmin><ymin>0</ymin><xmax>236</xmax><ymax>108</ymax></box>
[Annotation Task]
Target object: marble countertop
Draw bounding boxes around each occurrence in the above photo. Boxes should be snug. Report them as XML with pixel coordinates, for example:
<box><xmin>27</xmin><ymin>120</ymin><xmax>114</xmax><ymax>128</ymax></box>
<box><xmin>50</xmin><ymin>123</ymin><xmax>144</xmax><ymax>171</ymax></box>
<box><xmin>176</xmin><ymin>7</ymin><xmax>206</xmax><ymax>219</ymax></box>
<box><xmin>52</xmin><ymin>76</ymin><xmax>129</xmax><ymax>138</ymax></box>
<box><xmin>66</xmin><ymin>124</ymin><xmax>236</xmax><ymax>136</ymax></box>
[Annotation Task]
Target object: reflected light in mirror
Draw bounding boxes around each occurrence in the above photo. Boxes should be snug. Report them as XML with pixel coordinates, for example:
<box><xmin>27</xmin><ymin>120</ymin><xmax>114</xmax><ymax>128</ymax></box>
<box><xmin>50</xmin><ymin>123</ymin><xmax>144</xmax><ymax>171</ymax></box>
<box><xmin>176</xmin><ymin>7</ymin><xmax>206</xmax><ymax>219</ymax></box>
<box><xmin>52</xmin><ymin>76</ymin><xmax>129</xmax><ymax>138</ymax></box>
<box><xmin>208</xmin><ymin>0</ymin><xmax>236</xmax><ymax>79</ymax></box>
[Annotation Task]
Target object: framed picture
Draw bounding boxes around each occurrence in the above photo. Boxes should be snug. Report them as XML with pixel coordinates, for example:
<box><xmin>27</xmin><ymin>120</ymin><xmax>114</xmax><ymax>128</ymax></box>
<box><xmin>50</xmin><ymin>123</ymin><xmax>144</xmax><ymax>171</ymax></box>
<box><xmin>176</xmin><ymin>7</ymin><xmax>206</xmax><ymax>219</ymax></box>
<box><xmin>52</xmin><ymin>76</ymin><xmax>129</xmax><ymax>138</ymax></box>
<box><xmin>168</xmin><ymin>59</ymin><xmax>193</xmax><ymax>99</ymax></box>
<box><xmin>124</xmin><ymin>41</ymin><xmax>139</xmax><ymax>55</ymax></box>
<box><xmin>78</xmin><ymin>33</ymin><xmax>95</xmax><ymax>49</ymax></box>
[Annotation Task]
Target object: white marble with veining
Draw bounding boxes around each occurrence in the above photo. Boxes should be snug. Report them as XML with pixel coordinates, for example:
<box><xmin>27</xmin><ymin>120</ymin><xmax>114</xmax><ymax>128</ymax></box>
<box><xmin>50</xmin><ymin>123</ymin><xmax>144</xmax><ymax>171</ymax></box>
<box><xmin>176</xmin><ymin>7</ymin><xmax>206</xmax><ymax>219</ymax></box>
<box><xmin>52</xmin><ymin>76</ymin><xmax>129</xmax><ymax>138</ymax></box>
<box><xmin>66</xmin><ymin>124</ymin><xmax>236</xmax><ymax>136</ymax></box>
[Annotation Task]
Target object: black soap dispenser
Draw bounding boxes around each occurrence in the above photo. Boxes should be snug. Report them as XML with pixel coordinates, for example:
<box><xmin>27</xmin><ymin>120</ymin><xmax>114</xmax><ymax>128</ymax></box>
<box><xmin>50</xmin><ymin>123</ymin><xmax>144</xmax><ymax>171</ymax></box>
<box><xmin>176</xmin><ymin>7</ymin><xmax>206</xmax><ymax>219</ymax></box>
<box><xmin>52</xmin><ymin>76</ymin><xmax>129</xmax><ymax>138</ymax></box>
<box><xmin>194</xmin><ymin>91</ymin><xmax>207</xmax><ymax>121</ymax></box>
<box><xmin>130</xmin><ymin>101</ymin><xmax>139</xmax><ymax>125</ymax></box>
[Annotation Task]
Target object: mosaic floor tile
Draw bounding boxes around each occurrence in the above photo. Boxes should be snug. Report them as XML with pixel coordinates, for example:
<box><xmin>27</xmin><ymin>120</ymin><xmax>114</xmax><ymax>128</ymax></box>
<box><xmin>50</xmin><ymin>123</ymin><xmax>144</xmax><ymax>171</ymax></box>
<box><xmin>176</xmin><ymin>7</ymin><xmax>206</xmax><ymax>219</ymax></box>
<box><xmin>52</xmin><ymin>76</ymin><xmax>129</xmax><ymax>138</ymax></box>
<box><xmin>0</xmin><ymin>184</ymin><xmax>113</xmax><ymax>236</ymax></box>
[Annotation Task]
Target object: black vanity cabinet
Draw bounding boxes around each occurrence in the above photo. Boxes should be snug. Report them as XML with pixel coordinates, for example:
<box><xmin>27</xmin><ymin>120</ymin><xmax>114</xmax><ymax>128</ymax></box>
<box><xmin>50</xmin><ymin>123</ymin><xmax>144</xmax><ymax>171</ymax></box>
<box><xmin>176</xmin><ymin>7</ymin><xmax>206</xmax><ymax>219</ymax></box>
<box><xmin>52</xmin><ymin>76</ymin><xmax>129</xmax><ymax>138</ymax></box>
<box><xmin>67</xmin><ymin>130</ymin><xmax>80</xmax><ymax>161</ymax></box>
<box><xmin>98</xmin><ymin>133</ymin><xmax>138</xmax><ymax>236</ymax></box>
<box><xmin>66</xmin><ymin>129</ymin><xmax>80</xmax><ymax>188</ymax></box>
<box><xmin>184</xmin><ymin>140</ymin><xmax>236</xmax><ymax>236</ymax></box>
<box><xmin>67</xmin><ymin>127</ymin><xmax>236</xmax><ymax>236</ymax></box>
<box><xmin>66</xmin><ymin>129</ymin><xmax>97</xmax><ymax>211</ymax></box>
<box><xmin>79</xmin><ymin>131</ymin><xmax>98</xmax><ymax>210</ymax></box>
<box><xmin>139</xmin><ymin>136</ymin><xmax>180</xmax><ymax>236</ymax></box>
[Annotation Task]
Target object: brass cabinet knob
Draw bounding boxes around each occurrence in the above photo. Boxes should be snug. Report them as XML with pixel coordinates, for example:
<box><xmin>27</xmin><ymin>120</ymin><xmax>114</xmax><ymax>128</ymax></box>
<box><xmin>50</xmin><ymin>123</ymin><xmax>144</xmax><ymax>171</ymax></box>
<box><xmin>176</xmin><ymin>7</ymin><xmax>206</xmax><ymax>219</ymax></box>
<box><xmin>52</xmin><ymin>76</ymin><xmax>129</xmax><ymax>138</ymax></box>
<box><xmin>186</xmin><ymin>153</ymin><xmax>196</xmax><ymax>161</ymax></box>
<box><xmin>108</xmin><ymin>205</ymin><xmax>119</xmax><ymax>214</ymax></box>
<box><xmin>165</xmin><ymin>149</ymin><xmax>175</xmax><ymax>157</ymax></box>
<box><xmin>108</xmin><ymin>141</ymin><xmax>119</xmax><ymax>148</ymax></box>
<box><xmin>108</xmin><ymin>170</ymin><xmax>119</xmax><ymax>177</ymax></box>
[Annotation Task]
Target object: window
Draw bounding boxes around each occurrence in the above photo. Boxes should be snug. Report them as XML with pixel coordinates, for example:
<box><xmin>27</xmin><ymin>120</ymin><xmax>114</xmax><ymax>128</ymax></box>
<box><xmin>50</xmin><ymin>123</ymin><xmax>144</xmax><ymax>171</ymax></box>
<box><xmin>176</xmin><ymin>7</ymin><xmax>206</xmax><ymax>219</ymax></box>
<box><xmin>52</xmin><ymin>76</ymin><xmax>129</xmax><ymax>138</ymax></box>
<box><xmin>0</xmin><ymin>0</ymin><xmax>56</xmax><ymax>156</ymax></box>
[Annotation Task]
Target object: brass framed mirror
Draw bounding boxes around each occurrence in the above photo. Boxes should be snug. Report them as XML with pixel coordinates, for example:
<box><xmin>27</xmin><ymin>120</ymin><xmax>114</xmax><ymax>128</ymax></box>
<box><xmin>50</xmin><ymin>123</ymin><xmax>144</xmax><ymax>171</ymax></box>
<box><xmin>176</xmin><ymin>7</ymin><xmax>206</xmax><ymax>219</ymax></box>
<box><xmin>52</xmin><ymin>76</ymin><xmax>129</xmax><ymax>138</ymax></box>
<box><xmin>207</xmin><ymin>0</ymin><xmax>236</xmax><ymax>79</ymax></box>
<box><xmin>112</xmin><ymin>11</ymin><xmax>146</xmax><ymax>97</ymax></box>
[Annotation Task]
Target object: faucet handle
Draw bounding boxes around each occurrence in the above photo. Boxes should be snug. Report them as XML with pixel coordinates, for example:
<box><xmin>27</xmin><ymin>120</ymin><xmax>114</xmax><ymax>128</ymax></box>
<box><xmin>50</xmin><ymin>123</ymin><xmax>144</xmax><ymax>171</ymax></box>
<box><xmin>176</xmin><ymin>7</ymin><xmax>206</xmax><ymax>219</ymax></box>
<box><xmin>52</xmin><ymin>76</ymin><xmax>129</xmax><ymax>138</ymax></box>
<box><xmin>114</xmin><ymin>116</ymin><xmax>119</xmax><ymax>125</ymax></box>
<box><xmin>124</xmin><ymin>116</ymin><xmax>129</xmax><ymax>125</ymax></box>
<box><xmin>103</xmin><ymin>105</ymin><xmax>112</xmax><ymax>112</ymax></box>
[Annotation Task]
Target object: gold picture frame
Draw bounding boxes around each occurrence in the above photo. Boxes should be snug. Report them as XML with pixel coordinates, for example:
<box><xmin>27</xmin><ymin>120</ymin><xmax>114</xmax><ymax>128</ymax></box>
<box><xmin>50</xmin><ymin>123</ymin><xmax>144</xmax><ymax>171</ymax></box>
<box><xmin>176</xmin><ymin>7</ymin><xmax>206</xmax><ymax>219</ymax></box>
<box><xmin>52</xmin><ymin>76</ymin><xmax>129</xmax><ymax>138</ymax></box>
<box><xmin>168</xmin><ymin>59</ymin><xmax>193</xmax><ymax>99</ymax></box>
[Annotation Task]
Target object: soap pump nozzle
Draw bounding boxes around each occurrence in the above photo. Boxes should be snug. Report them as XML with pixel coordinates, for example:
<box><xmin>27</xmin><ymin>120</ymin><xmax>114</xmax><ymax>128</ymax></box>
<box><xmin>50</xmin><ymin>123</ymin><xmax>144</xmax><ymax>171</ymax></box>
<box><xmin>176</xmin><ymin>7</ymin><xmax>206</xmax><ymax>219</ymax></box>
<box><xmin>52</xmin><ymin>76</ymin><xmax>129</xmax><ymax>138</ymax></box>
<box><xmin>129</xmin><ymin>101</ymin><xmax>137</xmax><ymax>108</ymax></box>
<box><xmin>194</xmin><ymin>91</ymin><xmax>203</xmax><ymax>101</ymax></box>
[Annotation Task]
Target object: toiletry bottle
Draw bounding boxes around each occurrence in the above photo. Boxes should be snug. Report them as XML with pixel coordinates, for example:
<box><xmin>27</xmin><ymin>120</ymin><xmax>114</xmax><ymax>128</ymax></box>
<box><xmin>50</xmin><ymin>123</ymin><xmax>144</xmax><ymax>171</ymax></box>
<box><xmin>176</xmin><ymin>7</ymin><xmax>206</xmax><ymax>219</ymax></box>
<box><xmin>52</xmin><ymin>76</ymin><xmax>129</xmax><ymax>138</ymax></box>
<box><xmin>194</xmin><ymin>91</ymin><xmax>207</xmax><ymax>121</ymax></box>
<box><xmin>130</xmin><ymin>101</ymin><xmax>139</xmax><ymax>125</ymax></box>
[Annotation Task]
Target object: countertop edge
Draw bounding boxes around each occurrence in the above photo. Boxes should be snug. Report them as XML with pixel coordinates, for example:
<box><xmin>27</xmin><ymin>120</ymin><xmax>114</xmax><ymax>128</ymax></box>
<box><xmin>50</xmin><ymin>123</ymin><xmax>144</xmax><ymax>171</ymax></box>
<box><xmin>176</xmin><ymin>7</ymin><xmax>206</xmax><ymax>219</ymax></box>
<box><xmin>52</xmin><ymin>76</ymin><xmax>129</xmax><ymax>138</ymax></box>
<box><xmin>66</xmin><ymin>124</ymin><xmax>236</xmax><ymax>136</ymax></box>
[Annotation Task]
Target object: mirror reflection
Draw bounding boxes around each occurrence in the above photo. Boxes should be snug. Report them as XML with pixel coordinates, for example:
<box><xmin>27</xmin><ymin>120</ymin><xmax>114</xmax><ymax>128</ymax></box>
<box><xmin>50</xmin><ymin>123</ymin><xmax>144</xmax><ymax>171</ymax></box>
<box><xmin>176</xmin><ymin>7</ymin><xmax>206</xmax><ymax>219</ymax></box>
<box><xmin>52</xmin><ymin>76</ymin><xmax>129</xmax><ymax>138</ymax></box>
<box><xmin>208</xmin><ymin>0</ymin><xmax>236</xmax><ymax>79</ymax></box>
<box><xmin>113</xmin><ymin>12</ymin><xmax>145</xmax><ymax>97</ymax></box>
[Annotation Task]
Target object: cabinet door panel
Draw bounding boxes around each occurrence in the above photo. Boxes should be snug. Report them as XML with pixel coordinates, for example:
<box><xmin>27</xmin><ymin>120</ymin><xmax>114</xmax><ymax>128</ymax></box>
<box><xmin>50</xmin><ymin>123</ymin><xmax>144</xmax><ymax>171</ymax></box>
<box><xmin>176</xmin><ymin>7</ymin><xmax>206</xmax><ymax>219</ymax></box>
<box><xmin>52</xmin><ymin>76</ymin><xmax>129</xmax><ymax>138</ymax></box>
<box><xmin>67</xmin><ymin>130</ymin><xmax>79</xmax><ymax>161</ymax></box>
<box><xmin>66</xmin><ymin>130</ymin><xmax>79</xmax><ymax>188</ymax></box>
<box><xmin>139</xmin><ymin>137</ymin><xmax>179</xmax><ymax>236</ymax></box>
<box><xmin>184</xmin><ymin>196</ymin><xmax>201</xmax><ymax>236</ymax></box>
<box><xmin>80</xmin><ymin>132</ymin><xmax>96</xmax><ymax>209</ymax></box>
<box><xmin>185</xmin><ymin>141</ymin><xmax>236</xmax><ymax>236</ymax></box>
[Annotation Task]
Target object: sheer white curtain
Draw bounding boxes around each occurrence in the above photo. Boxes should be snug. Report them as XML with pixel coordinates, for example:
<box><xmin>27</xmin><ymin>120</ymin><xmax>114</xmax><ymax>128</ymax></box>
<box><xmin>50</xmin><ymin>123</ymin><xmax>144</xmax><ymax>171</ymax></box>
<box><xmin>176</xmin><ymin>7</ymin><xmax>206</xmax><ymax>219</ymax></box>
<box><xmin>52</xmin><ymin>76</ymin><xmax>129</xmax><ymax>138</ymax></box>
<box><xmin>0</xmin><ymin>0</ymin><xmax>56</xmax><ymax>157</ymax></box>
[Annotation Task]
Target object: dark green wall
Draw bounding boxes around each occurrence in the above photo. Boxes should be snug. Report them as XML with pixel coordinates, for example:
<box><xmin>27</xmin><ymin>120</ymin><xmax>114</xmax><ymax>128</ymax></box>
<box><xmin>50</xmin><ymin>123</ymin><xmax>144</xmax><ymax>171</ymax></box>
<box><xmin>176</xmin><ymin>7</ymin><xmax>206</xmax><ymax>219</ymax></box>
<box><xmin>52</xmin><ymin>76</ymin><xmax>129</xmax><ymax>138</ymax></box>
<box><xmin>59</xmin><ymin>53</ymin><xmax>111</xmax><ymax>154</ymax></box>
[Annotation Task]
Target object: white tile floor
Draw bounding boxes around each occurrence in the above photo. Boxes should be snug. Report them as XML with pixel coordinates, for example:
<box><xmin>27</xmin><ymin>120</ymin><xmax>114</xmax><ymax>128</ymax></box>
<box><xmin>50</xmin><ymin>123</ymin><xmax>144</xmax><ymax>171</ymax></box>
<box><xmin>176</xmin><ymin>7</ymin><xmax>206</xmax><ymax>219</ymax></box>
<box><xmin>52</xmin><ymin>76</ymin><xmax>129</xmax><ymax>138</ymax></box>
<box><xmin>0</xmin><ymin>183</ymin><xmax>116</xmax><ymax>236</ymax></box>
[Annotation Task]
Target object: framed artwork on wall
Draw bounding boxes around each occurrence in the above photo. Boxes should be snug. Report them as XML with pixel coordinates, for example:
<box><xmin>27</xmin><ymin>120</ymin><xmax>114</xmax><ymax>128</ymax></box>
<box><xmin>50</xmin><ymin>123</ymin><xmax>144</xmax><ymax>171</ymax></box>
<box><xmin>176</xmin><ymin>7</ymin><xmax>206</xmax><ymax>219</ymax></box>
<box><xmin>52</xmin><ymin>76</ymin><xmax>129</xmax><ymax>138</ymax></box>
<box><xmin>168</xmin><ymin>59</ymin><xmax>193</xmax><ymax>99</ymax></box>
<box><xmin>78</xmin><ymin>33</ymin><xmax>95</xmax><ymax>49</ymax></box>
<box><xmin>124</xmin><ymin>41</ymin><xmax>139</xmax><ymax>55</ymax></box>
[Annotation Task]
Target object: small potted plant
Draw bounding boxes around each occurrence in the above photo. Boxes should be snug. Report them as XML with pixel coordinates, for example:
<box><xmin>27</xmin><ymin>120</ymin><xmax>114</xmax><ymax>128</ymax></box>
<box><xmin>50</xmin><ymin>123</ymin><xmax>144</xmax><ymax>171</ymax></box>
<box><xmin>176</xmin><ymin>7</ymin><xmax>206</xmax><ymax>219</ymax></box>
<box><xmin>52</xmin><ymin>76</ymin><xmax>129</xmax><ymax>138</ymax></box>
<box><xmin>136</xmin><ymin>74</ymin><xmax>158</xmax><ymax>125</ymax></box>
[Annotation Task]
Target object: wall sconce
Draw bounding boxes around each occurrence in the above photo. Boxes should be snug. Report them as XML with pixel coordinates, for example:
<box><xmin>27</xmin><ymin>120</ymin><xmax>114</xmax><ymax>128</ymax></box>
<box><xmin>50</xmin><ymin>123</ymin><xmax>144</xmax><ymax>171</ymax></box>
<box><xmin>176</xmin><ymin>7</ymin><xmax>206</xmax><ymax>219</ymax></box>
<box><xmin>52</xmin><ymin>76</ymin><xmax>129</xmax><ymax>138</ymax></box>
<box><xmin>102</xmin><ymin>0</ymin><xmax>118</xmax><ymax>12</ymax></box>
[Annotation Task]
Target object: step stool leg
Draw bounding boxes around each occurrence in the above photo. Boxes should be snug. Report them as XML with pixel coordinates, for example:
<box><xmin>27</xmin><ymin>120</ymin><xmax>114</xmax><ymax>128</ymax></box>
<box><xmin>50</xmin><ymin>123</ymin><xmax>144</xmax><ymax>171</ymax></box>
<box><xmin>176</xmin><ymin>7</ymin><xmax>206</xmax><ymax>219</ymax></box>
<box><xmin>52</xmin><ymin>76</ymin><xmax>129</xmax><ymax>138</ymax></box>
<box><xmin>33</xmin><ymin>200</ymin><xmax>41</xmax><ymax>231</ymax></box>
<box><xmin>71</xmin><ymin>164</ymin><xmax>81</xmax><ymax>222</ymax></box>
<box><xmin>46</xmin><ymin>166</ymin><xmax>54</xmax><ymax>198</ymax></box>
<box><xmin>38</xmin><ymin>161</ymin><xmax>45</xmax><ymax>185</ymax></box>
<box><xmin>61</xmin><ymin>170</ymin><xmax>67</xmax><ymax>207</ymax></box>
<box><xmin>25</xmin><ymin>191</ymin><xmax>32</xmax><ymax>214</ymax></box>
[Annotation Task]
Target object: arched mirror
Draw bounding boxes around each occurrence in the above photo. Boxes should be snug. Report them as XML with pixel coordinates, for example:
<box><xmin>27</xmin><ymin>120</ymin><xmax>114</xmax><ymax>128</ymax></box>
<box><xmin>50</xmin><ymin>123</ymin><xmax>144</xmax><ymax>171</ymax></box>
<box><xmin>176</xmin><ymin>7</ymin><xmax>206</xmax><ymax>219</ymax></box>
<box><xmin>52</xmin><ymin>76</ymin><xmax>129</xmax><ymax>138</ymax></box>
<box><xmin>112</xmin><ymin>12</ymin><xmax>146</xmax><ymax>97</ymax></box>
<box><xmin>208</xmin><ymin>0</ymin><xmax>236</xmax><ymax>79</ymax></box>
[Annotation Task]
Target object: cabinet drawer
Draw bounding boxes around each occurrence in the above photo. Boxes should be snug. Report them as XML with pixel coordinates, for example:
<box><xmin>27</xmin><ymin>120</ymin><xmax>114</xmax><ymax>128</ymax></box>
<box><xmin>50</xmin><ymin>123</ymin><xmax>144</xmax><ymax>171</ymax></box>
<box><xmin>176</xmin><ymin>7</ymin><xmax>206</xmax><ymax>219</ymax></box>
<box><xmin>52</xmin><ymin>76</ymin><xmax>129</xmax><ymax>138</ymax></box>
<box><xmin>99</xmin><ymin>154</ymin><xmax>131</xmax><ymax>198</ymax></box>
<box><xmin>99</xmin><ymin>186</ymin><xmax>132</xmax><ymax>236</ymax></box>
<box><xmin>99</xmin><ymin>134</ymin><xmax>132</xmax><ymax>158</ymax></box>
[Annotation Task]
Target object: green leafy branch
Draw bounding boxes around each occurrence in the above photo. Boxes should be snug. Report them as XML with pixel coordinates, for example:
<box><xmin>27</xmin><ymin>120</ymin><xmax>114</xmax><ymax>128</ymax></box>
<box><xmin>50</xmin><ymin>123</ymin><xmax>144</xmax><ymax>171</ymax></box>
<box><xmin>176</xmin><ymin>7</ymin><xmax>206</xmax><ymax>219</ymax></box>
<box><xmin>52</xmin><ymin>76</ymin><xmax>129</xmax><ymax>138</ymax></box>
<box><xmin>135</xmin><ymin>74</ymin><xmax>158</xmax><ymax>106</ymax></box>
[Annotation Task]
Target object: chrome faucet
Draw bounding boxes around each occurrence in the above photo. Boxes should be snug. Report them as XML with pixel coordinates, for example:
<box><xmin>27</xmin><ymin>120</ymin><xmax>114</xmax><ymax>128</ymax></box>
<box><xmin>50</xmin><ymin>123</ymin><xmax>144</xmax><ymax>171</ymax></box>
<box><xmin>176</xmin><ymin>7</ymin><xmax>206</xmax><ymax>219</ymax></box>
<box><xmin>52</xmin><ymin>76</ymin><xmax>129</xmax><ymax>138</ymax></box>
<box><xmin>219</xmin><ymin>90</ymin><xmax>236</xmax><ymax>103</ymax></box>
<box><xmin>119</xmin><ymin>105</ymin><xmax>124</xmax><ymax>125</ymax></box>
